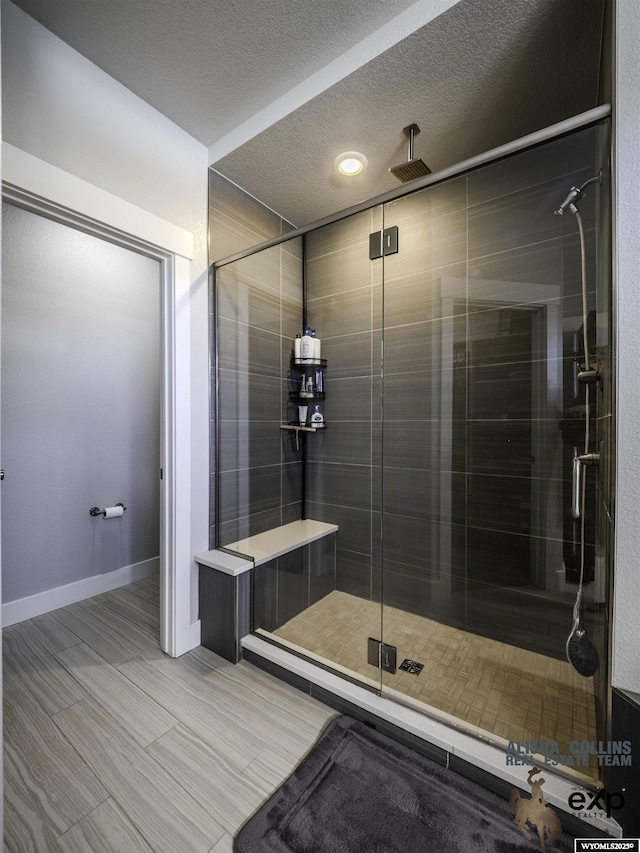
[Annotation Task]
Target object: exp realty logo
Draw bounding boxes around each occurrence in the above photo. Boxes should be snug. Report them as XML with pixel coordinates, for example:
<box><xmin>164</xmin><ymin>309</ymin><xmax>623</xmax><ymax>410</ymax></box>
<box><xmin>569</xmin><ymin>787</ymin><xmax>626</xmax><ymax>819</ymax></box>
<box><xmin>507</xmin><ymin>767</ymin><xmax>630</xmax><ymax>852</ymax></box>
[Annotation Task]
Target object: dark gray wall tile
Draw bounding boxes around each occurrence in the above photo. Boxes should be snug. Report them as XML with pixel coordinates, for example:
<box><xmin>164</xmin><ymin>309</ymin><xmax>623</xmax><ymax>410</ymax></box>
<box><xmin>384</xmin><ymin>175</ymin><xmax>467</xmax><ymax>226</ymax></box>
<box><xmin>282</xmin><ymin>234</ymin><xmax>303</xmax><ymax>260</ymax></box>
<box><xmin>322</xmin><ymin>376</ymin><xmax>375</xmax><ymax>422</ymax></box>
<box><xmin>306</xmin><ymin>536</ymin><xmax>336</xmax><ymax>605</ymax></box>
<box><xmin>383</xmin><ymin>369</ymin><xmax>466</xmax><ymax>421</ymax></box>
<box><xmin>384</xmin><ymin>319</ymin><xmax>466</xmax><ymax>376</ymax></box>
<box><xmin>382</xmin><ymin>420</ymin><xmax>466</xmax><ymax>472</ymax></box>
<box><xmin>468</xmin><ymin>169</ymin><xmax>597</xmax><ymax>260</ymax></box>
<box><xmin>306</xmin><ymin>462</ymin><xmax>372</xmax><ymax>511</ymax></box>
<box><xmin>383</xmin><ymin>208</ymin><xmax>467</xmax><ymax>279</ymax></box>
<box><xmin>382</xmin><ymin>570</ymin><xmax>465</xmax><ymax>628</ymax></box>
<box><xmin>217</xmin><ymin>273</ymin><xmax>281</xmax><ymax>333</ymax></box>
<box><xmin>468</xmin><ymin>420</ymin><xmax>564</xmax><ymax>479</ymax></box>
<box><xmin>281</xmin><ymin>500</ymin><xmax>303</xmax><ymax>526</ymax></box>
<box><xmin>382</xmin><ymin>513</ymin><xmax>466</xmax><ymax>576</ymax></box>
<box><xmin>209</xmin><ymin>171</ymin><xmax>301</xmax><ymax>545</ymax></box>
<box><xmin>466</xmin><ymin>126</ymin><xmax>597</xmax><ymax>207</ymax></box>
<box><xmin>307</xmin><ymin>501</ymin><xmax>372</xmax><ymax>556</ymax></box>
<box><xmin>218</xmin><ymin>419</ymin><xmax>282</xmax><ymax>473</ymax></box>
<box><xmin>465</xmin><ymin>527</ymin><xmax>533</xmax><ymax>587</ymax></box>
<box><xmin>199</xmin><ymin>566</ymin><xmax>237</xmax><ymax>662</ymax></box>
<box><xmin>335</xmin><ymin>549</ymin><xmax>373</xmax><ymax>598</ymax></box>
<box><xmin>281</xmin><ymin>460</ymin><xmax>303</xmax><ymax>507</ymax></box>
<box><xmin>218</xmin><ymin>506</ymin><xmax>284</xmax><ymax>546</ymax></box>
<box><xmin>467</xmin><ymin>236</ymin><xmax>594</xmax><ymax>303</ymax></box>
<box><xmin>306</xmin><ymin>421</ymin><xmax>372</xmax><ymax>466</ymax></box>
<box><xmin>383</xmin><ymin>468</ymin><xmax>466</xmax><ymax>525</ymax></box>
<box><xmin>321</xmin><ymin>332</ymin><xmax>372</xmax><ymax>379</ymax></box>
<box><xmin>467</xmin><ymin>472</ymin><xmax>536</xmax><ymax>535</ymax></box>
<box><xmin>382</xmin><ymin>264</ymin><xmax>467</xmax><ymax>328</ymax></box>
<box><xmin>217</xmin><ymin>318</ymin><xmax>280</xmax><ymax>376</ymax></box>
<box><xmin>218</xmin><ymin>371</ymin><xmax>281</xmax><ymax>422</ymax></box>
<box><xmin>281</xmin><ymin>294</ymin><xmax>304</xmax><ymax>340</ymax></box>
<box><xmin>252</xmin><ymin>559</ymin><xmax>279</xmax><ymax>633</ymax></box>
<box><xmin>305</xmin><ymin>208</ymin><xmax>379</xmax><ymax>262</ymax></box>
<box><xmin>609</xmin><ymin>691</ymin><xmax>640</xmax><ymax>838</ymax></box>
<box><xmin>281</xmin><ymin>427</ymin><xmax>304</xmax><ymax>463</ymax></box>
<box><xmin>306</xmin><ymin>243</ymin><xmax>374</xmax><ymax>300</ymax></box>
<box><xmin>209</xmin><ymin>170</ymin><xmax>283</xmax><ymax>258</ymax></box>
<box><xmin>218</xmin><ymin>464</ymin><xmax>282</xmax><ymax>524</ymax></box>
<box><xmin>307</xmin><ymin>286</ymin><xmax>373</xmax><ymax>338</ymax></box>
<box><xmin>276</xmin><ymin>549</ymin><xmax>307</xmax><ymax>627</ymax></box>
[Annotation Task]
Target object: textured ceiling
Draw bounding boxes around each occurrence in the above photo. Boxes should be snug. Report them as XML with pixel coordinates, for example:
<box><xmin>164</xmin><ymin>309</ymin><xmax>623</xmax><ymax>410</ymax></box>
<box><xmin>214</xmin><ymin>0</ymin><xmax>605</xmax><ymax>224</ymax></box>
<box><xmin>9</xmin><ymin>0</ymin><xmax>605</xmax><ymax>227</ymax></box>
<box><xmin>9</xmin><ymin>0</ymin><xmax>425</xmax><ymax>145</ymax></box>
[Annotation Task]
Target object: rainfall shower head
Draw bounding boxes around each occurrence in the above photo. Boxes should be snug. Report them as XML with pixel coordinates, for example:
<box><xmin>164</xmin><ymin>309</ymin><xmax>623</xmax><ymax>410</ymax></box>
<box><xmin>389</xmin><ymin>124</ymin><xmax>431</xmax><ymax>183</ymax></box>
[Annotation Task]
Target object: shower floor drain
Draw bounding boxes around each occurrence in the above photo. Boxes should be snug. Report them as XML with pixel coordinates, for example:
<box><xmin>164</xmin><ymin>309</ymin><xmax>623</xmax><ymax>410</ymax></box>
<box><xmin>399</xmin><ymin>659</ymin><xmax>424</xmax><ymax>675</ymax></box>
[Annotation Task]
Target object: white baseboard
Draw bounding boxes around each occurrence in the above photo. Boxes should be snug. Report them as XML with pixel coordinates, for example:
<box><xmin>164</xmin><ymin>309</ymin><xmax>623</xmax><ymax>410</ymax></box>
<box><xmin>2</xmin><ymin>557</ymin><xmax>159</xmax><ymax>627</ymax></box>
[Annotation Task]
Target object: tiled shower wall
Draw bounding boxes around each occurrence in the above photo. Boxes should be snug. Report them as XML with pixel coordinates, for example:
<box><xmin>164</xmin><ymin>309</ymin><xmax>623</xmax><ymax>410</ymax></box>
<box><xmin>209</xmin><ymin>170</ymin><xmax>298</xmax><ymax>547</ymax></box>
<box><xmin>305</xmin><ymin>124</ymin><xmax>609</xmax><ymax>662</ymax></box>
<box><xmin>215</xmin><ymin>239</ymin><xmax>304</xmax><ymax>545</ymax></box>
<box><xmin>209</xmin><ymin>123</ymin><xmax>610</xmax><ymax>686</ymax></box>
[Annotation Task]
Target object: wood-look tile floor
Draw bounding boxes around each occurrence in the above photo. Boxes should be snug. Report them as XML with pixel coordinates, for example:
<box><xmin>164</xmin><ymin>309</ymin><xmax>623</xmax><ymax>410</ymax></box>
<box><xmin>272</xmin><ymin>590</ymin><xmax>599</xmax><ymax>780</ymax></box>
<box><xmin>3</xmin><ymin>576</ymin><xmax>337</xmax><ymax>853</ymax></box>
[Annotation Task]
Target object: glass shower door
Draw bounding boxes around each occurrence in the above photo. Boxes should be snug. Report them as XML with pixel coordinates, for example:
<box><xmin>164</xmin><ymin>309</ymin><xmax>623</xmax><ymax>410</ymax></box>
<box><xmin>378</xmin><ymin>124</ymin><xmax>609</xmax><ymax>784</ymax></box>
<box><xmin>378</xmin><ymin>175</ymin><xmax>469</xmax><ymax>712</ymax></box>
<box><xmin>292</xmin><ymin>206</ymin><xmax>385</xmax><ymax>691</ymax></box>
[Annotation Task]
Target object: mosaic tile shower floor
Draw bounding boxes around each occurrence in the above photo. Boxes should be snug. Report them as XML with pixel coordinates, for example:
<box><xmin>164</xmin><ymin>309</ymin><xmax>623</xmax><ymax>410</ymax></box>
<box><xmin>270</xmin><ymin>590</ymin><xmax>599</xmax><ymax>781</ymax></box>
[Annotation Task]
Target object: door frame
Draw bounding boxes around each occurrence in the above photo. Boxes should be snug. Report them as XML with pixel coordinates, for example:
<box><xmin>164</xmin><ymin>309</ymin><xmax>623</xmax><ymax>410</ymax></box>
<box><xmin>1</xmin><ymin>143</ymin><xmax>194</xmax><ymax>657</ymax></box>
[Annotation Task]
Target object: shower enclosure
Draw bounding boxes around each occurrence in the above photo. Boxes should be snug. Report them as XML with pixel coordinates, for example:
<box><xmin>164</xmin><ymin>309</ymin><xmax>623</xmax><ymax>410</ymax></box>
<box><xmin>212</xmin><ymin>114</ymin><xmax>612</xmax><ymax>786</ymax></box>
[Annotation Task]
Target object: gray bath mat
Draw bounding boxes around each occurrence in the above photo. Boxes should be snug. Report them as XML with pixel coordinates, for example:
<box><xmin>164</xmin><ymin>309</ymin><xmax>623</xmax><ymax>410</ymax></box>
<box><xmin>234</xmin><ymin>716</ymin><xmax>575</xmax><ymax>853</ymax></box>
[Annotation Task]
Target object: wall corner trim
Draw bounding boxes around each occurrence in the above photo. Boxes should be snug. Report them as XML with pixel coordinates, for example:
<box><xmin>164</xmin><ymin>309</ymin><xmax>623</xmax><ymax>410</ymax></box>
<box><xmin>2</xmin><ymin>143</ymin><xmax>194</xmax><ymax>260</ymax></box>
<box><xmin>190</xmin><ymin>620</ymin><xmax>202</xmax><ymax>649</ymax></box>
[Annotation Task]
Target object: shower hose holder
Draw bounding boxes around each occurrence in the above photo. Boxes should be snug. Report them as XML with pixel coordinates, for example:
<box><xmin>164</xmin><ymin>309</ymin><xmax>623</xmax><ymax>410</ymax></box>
<box><xmin>577</xmin><ymin>367</ymin><xmax>600</xmax><ymax>385</ymax></box>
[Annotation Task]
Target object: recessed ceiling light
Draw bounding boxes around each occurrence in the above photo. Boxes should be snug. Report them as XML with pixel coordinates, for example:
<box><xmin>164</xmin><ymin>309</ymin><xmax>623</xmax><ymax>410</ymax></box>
<box><xmin>334</xmin><ymin>151</ymin><xmax>368</xmax><ymax>176</ymax></box>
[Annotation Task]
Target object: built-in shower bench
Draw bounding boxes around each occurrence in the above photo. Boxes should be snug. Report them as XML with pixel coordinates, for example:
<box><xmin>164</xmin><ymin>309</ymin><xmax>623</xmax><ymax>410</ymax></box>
<box><xmin>196</xmin><ymin>520</ymin><xmax>338</xmax><ymax>662</ymax></box>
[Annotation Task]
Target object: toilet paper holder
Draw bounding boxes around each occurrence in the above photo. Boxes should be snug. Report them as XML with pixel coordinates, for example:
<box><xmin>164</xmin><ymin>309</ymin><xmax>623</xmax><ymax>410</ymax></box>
<box><xmin>90</xmin><ymin>502</ymin><xmax>127</xmax><ymax>517</ymax></box>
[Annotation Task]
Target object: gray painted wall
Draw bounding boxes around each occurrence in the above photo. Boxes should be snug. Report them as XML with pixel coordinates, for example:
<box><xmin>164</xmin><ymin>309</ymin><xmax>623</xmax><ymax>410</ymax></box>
<box><xmin>2</xmin><ymin>0</ymin><xmax>209</xmax><ymax>622</ymax></box>
<box><xmin>1</xmin><ymin>203</ymin><xmax>160</xmax><ymax>602</ymax></box>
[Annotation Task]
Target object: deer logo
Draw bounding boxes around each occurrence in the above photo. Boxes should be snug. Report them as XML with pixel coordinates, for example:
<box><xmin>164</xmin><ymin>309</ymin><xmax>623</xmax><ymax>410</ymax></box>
<box><xmin>509</xmin><ymin>767</ymin><xmax>562</xmax><ymax>852</ymax></box>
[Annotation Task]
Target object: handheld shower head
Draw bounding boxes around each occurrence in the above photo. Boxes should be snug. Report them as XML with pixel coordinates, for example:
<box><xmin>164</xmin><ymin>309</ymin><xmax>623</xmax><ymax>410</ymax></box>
<box><xmin>554</xmin><ymin>171</ymin><xmax>602</xmax><ymax>216</ymax></box>
<box><xmin>554</xmin><ymin>186</ymin><xmax>581</xmax><ymax>216</ymax></box>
